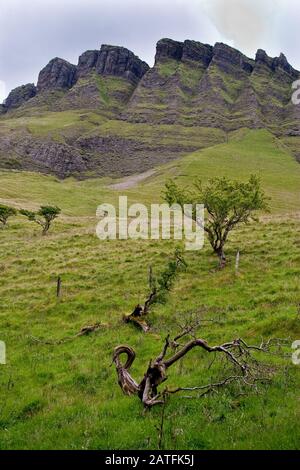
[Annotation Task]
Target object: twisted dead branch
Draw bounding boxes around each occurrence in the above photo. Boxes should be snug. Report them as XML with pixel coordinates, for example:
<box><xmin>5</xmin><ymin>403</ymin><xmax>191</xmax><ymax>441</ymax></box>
<box><xmin>112</xmin><ymin>333</ymin><xmax>288</xmax><ymax>408</ymax></box>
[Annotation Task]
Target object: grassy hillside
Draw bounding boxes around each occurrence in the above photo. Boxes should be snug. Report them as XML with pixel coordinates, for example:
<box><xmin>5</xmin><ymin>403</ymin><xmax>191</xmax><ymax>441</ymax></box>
<box><xmin>0</xmin><ymin>130</ymin><xmax>299</xmax><ymax>449</ymax></box>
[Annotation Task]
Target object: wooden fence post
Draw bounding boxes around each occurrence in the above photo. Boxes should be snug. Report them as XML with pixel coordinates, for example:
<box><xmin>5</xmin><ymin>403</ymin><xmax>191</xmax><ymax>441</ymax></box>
<box><xmin>56</xmin><ymin>276</ymin><xmax>62</xmax><ymax>298</ymax></box>
<box><xmin>235</xmin><ymin>251</ymin><xmax>240</xmax><ymax>274</ymax></box>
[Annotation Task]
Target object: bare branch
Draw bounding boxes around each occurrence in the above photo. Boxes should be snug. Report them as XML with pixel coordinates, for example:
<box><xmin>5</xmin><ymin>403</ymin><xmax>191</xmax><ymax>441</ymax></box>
<box><xmin>112</xmin><ymin>335</ymin><xmax>279</xmax><ymax>408</ymax></box>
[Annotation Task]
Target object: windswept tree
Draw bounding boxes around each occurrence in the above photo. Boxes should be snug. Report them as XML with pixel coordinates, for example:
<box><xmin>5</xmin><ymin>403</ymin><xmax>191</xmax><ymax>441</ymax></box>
<box><xmin>125</xmin><ymin>248</ymin><xmax>187</xmax><ymax>332</ymax></box>
<box><xmin>20</xmin><ymin>206</ymin><xmax>61</xmax><ymax>235</ymax></box>
<box><xmin>0</xmin><ymin>204</ymin><xmax>17</xmax><ymax>227</ymax></box>
<box><xmin>113</xmin><ymin>330</ymin><xmax>286</xmax><ymax>408</ymax></box>
<box><xmin>164</xmin><ymin>175</ymin><xmax>269</xmax><ymax>268</ymax></box>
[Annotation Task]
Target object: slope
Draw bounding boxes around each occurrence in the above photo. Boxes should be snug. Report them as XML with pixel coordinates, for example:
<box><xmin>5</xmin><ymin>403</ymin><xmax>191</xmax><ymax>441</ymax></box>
<box><xmin>0</xmin><ymin>130</ymin><xmax>299</xmax><ymax>449</ymax></box>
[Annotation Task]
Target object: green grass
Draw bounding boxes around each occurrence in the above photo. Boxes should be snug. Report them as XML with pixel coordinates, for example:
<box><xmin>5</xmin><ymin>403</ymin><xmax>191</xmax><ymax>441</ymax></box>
<box><xmin>0</xmin><ymin>109</ymin><xmax>107</xmax><ymax>144</ymax></box>
<box><xmin>0</xmin><ymin>129</ymin><xmax>299</xmax><ymax>449</ymax></box>
<box><xmin>91</xmin><ymin>120</ymin><xmax>225</xmax><ymax>147</ymax></box>
<box><xmin>172</xmin><ymin>129</ymin><xmax>300</xmax><ymax>213</ymax></box>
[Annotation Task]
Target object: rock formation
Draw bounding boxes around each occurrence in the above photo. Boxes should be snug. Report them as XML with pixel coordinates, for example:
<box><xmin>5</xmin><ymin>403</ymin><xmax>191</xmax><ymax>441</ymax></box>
<box><xmin>1</xmin><ymin>83</ymin><xmax>37</xmax><ymax>112</ymax></box>
<box><xmin>0</xmin><ymin>38</ymin><xmax>299</xmax><ymax>178</ymax></box>
<box><xmin>77</xmin><ymin>45</ymin><xmax>149</xmax><ymax>83</ymax></box>
<box><xmin>37</xmin><ymin>58</ymin><xmax>77</xmax><ymax>92</ymax></box>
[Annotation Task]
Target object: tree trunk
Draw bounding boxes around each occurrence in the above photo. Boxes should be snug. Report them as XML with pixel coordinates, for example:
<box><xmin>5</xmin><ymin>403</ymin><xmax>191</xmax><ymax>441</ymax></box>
<box><xmin>112</xmin><ymin>336</ymin><xmax>276</xmax><ymax>408</ymax></box>
<box><xmin>112</xmin><ymin>338</ymin><xmax>245</xmax><ymax>407</ymax></box>
<box><xmin>42</xmin><ymin>223</ymin><xmax>50</xmax><ymax>235</ymax></box>
<box><xmin>216</xmin><ymin>247</ymin><xmax>226</xmax><ymax>268</ymax></box>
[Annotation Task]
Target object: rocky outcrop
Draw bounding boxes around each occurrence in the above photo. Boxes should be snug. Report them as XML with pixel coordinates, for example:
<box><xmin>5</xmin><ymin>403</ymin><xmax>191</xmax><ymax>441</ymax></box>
<box><xmin>37</xmin><ymin>58</ymin><xmax>77</xmax><ymax>92</ymax></box>
<box><xmin>155</xmin><ymin>38</ymin><xmax>184</xmax><ymax>63</ymax></box>
<box><xmin>2</xmin><ymin>45</ymin><xmax>149</xmax><ymax>113</ymax></box>
<box><xmin>97</xmin><ymin>45</ymin><xmax>149</xmax><ymax>82</ymax></box>
<box><xmin>212</xmin><ymin>43</ymin><xmax>254</xmax><ymax>74</ymax></box>
<box><xmin>75</xmin><ymin>133</ymin><xmax>203</xmax><ymax>177</ymax></box>
<box><xmin>77</xmin><ymin>45</ymin><xmax>149</xmax><ymax>83</ymax></box>
<box><xmin>182</xmin><ymin>40</ymin><xmax>213</xmax><ymax>67</ymax></box>
<box><xmin>273</xmin><ymin>53</ymin><xmax>299</xmax><ymax>81</ymax></box>
<box><xmin>254</xmin><ymin>49</ymin><xmax>274</xmax><ymax>70</ymax></box>
<box><xmin>77</xmin><ymin>50</ymin><xmax>99</xmax><ymax>77</ymax></box>
<box><xmin>155</xmin><ymin>39</ymin><xmax>253</xmax><ymax>73</ymax></box>
<box><xmin>126</xmin><ymin>38</ymin><xmax>299</xmax><ymax>132</ymax></box>
<box><xmin>4</xmin><ymin>83</ymin><xmax>37</xmax><ymax>111</ymax></box>
<box><xmin>0</xmin><ymin>38</ymin><xmax>299</xmax><ymax>178</ymax></box>
<box><xmin>255</xmin><ymin>50</ymin><xmax>298</xmax><ymax>79</ymax></box>
<box><xmin>0</xmin><ymin>84</ymin><xmax>37</xmax><ymax>113</ymax></box>
<box><xmin>25</xmin><ymin>139</ymin><xmax>89</xmax><ymax>177</ymax></box>
<box><xmin>0</xmin><ymin>131</ymin><xmax>91</xmax><ymax>178</ymax></box>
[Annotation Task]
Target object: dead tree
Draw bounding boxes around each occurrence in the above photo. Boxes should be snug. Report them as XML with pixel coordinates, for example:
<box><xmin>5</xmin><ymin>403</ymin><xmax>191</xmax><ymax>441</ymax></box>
<box><xmin>112</xmin><ymin>334</ymin><xmax>286</xmax><ymax>408</ymax></box>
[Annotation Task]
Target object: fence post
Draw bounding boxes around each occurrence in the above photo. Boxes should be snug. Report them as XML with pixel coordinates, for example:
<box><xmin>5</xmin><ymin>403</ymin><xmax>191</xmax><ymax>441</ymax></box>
<box><xmin>57</xmin><ymin>276</ymin><xmax>62</xmax><ymax>298</ymax></box>
<box><xmin>235</xmin><ymin>251</ymin><xmax>240</xmax><ymax>274</ymax></box>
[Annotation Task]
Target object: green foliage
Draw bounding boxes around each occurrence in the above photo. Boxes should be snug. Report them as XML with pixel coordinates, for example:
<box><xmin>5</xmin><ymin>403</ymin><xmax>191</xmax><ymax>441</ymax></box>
<box><xmin>20</xmin><ymin>205</ymin><xmax>61</xmax><ymax>235</ymax></box>
<box><xmin>19</xmin><ymin>209</ymin><xmax>36</xmax><ymax>221</ymax></box>
<box><xmin>165</xmin><ymin>175</ymin><xmax>269</xmax><ymax>266</ymax></box>
<box><xmin>150</xmin><ymin>248</ymin><xmax>187</xmax><ymax>305</ymax></box>
<box><xmin>156</xmin><ymin>59</ymin><xmax>179</xmax><ymax>78</ymax></box>
<box><xmin>0</xmin><ymin>204</ymin><xmax>17</xmax><ymax>226</ymax></box>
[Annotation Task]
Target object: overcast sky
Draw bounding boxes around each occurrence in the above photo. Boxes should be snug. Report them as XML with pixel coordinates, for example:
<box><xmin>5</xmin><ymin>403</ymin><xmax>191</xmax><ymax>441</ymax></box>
<box><xmin>0</xmin><ymin>0</ymin><xmax>299</xmax><ymax>103</ymax></box>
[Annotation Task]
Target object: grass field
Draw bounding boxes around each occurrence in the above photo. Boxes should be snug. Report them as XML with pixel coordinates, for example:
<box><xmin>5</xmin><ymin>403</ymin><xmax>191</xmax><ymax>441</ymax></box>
<box><xmin>0</xmin><ymin>129</ymin><xmax>299</xmax><ymax>449</ymax></box>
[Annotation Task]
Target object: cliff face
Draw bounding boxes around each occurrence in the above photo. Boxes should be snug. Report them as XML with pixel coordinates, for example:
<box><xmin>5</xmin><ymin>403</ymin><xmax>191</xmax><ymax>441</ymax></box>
<box><xmin>1</xmin><ymin>45</ymin><xmax>149</xmax><ymax>115</ymax></box>
<box><xmin>0</xmin><ymin>38</ymin><xmax>299</xmax><ymax>178</ymax></box>
<box><xmin>37</xmin><ymin>58</ymin><xmax>77</xmax><ymax>92</ymax></box>
<box><xmin>125</xmin><ymin>39</ymin><xmax>298</xmax><ymax>131</ymax></box>
<box><xmin>77</xmin><ymin>45</ymin><xmax>149</xmax><ymax>83</ymax></box>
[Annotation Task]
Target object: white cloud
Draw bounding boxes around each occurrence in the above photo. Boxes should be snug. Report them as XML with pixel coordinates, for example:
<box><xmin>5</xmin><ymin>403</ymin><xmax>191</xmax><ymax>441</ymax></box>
<box><xmin>0</xmin><ymin>0</ymin><xmax>299</xmax><ymax>98</ymax></box>
<box><xmin>199</xmin><ymin>0</ymin><xmax>280</xmax><ymax>57</ymax></box>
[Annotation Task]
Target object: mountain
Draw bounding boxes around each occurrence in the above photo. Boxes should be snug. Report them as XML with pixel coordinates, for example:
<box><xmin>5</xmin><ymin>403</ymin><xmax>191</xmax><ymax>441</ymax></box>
<box><xmin>0</xmin><ymin>39</ymin><xmax>299</xmax><ymax>178</ymax></box>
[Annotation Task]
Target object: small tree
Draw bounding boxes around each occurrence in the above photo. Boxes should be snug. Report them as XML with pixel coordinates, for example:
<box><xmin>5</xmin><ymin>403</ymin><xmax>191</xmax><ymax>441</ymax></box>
<box><xmin>0</xmin><ymin>204</ymin><xmax>17</xmax><ymax>227</ymax></box>
<box><xmin>124</xmin><ymin>248</ymin><xmax>187</xmax><ymax>332</ymax></box>
<box><xmin>164</xmin><ymin>175</ymin><xmax>269</xmax><ymax>268</ymax></box>
<box><xmin>20</xmin><ymin>206</ymin><xmax>61</xmax><ymax>235</ymax></box>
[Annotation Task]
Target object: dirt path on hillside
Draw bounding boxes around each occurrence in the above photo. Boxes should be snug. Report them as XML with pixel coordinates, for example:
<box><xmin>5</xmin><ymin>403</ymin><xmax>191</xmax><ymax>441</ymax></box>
<box><xmin>108</xmin><ymin>169</ymin><xmax>156</xmax><ymax>190</ymax></box>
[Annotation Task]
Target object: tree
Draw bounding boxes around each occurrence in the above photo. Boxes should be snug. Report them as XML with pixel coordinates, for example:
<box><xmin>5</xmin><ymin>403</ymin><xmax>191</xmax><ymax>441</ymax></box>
<box><xmin>20</xmin><ymin>206</ymin><xmax>61</xmax><ymax>235</ymax></box>
<box><xmin>124</xmin><ymin>248</ymin><xmax>187</xmax><ymax>332</ymax></box>
<box><xmin>0</xmin><ymin>204</ymin><xmax>17</xmax><ymax>227</ymax></box>
<box><xmin>112</xmin><ymin>330</ymin><xmax>286</xmax><ymax>408</ymax></box>
<box><xmin>164</xmin><ymin>175</ymin><xmax>269</xmax><ymax>268</ymax></box>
